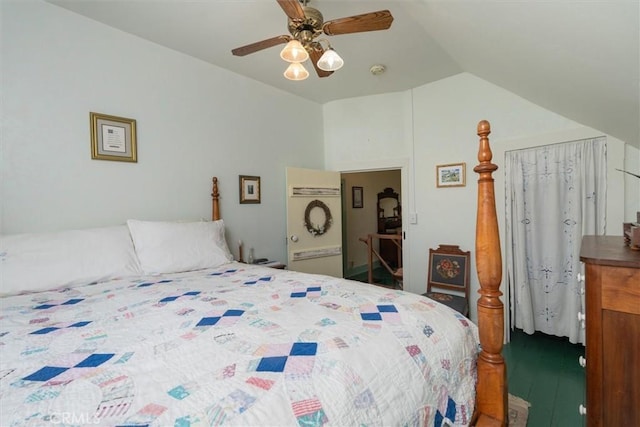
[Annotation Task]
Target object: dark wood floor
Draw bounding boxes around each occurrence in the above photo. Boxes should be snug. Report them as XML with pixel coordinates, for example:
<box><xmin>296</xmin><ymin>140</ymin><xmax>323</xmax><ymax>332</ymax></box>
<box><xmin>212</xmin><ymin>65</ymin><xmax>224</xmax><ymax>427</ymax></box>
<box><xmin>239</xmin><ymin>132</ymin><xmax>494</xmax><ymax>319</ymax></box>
<box><xmin>504</xmin><ymin>328</ymin><xmax>586</xmax><ymax>426</ymax></box>
<box><xmin>346</xmin><ymin>267</ymin><xmax>396</xmax><ymax>287</ymax></box>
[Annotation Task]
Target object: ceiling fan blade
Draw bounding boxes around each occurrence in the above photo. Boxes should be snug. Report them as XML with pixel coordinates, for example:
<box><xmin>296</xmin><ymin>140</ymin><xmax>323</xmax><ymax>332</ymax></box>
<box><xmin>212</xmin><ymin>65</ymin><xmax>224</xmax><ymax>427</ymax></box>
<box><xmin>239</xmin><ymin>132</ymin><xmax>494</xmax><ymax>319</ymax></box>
<box><xmin>277</xmin><ymin>0</ymin><xmax>305</xmax><ymax>21</ymax></box>
<box><xmin>308</xmin><ymin>45</ymin><xmax>334</xmax><ymax>78</ymax></box>
<box><xmin>231</xmin><ymin>35</ymin><xmax>291</xmax><ymax>56</ymax></box>
<box><xmin>323</xmin><ymin>10</ymin><xmax>394</xmax><ymax>36</ymax></box>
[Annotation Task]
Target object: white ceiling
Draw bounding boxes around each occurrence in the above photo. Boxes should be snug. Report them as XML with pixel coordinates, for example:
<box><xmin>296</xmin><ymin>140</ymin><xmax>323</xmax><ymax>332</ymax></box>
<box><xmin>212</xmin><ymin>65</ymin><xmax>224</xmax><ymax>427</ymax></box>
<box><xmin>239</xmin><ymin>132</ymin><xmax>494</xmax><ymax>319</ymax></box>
<box><xmin>48</xmin><ymin>0</ymin><xmax>639</xmax><ymax>148</ymax></box>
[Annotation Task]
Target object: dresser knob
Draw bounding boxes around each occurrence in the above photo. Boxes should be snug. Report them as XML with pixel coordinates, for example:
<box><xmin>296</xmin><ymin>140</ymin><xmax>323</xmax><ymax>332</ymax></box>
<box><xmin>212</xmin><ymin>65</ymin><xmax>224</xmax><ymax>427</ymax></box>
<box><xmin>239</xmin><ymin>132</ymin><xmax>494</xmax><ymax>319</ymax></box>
<box><xmin>578</xmin><ymin>356</ymin><xmax>586</xmax><ymax>367</ymax></box>
<box><xmin>577</xmin><ymin>273</ymin><xmax>585</xmax><ymax>282</ymax></box>
<box><xmin>577</xmin><ymin>312</ymin><xmax>586</xmax><ymax>329</ymax></box>
<box><xmin>579</xmin><ymin>286</ymin><xmax>585</xmax><ymax>295</ymax></box>
<box><xmin>579</xmin><ymin>404</ymin><xmax>587</xmax><ymax>415</ymax></box>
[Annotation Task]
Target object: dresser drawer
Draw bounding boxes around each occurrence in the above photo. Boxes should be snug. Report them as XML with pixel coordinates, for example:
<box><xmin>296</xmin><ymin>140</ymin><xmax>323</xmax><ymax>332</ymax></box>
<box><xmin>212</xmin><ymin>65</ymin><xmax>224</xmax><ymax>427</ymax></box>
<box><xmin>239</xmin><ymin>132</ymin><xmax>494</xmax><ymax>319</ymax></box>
<box><xmin>600</xmin><ymin>265</ymin><xmax>640</xmax><ymax>315</ymax></box>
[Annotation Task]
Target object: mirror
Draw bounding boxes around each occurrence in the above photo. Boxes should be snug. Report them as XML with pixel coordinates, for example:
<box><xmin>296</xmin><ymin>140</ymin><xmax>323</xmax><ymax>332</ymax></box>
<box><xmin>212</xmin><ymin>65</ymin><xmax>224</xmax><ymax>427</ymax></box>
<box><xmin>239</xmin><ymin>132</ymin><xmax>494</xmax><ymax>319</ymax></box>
<box><xmin>379</xmin><ymin>198</ymin><xmax>398</xmax><ymax>218</ymax></box>
<box><xmin>377</xmin><ymin>187</ymin><xmax>401</xmax><ymax>233</ymax></box>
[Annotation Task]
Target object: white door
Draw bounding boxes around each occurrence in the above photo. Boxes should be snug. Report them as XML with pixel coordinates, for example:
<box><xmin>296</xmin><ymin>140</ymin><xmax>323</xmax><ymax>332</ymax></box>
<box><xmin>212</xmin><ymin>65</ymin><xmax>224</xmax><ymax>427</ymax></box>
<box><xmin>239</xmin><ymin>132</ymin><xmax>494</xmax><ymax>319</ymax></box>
<box><xmin>286</xmin><ymin>167</ymin><xmax>342</xmax><ymax>277</ymax></box>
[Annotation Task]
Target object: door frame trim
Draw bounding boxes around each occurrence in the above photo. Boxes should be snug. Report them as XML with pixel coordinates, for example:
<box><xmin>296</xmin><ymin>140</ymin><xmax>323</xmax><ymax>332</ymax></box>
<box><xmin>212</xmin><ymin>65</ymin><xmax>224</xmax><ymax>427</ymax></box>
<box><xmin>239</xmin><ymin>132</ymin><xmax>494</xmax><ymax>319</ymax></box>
<box><xmin>338</xmin><ymin>158</ymin><xmax>411</xmax><ymax>289</ymax></box>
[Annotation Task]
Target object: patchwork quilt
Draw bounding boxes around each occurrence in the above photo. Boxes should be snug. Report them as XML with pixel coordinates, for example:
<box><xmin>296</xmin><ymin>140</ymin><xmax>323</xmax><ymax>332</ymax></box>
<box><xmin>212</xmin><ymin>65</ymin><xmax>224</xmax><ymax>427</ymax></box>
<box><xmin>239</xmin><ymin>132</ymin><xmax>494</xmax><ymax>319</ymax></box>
<box><xmin>0</xmin><ymin>263</ymin><xmax>479</xmax><ymax>426</ymax></box>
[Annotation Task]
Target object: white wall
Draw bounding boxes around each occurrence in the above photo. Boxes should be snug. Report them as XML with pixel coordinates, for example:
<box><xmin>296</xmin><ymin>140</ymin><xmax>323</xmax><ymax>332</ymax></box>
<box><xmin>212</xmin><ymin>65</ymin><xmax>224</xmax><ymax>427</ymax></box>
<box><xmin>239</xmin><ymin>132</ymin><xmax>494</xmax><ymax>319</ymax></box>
<box><xmin>324</xmin><ymin>91</ymin><xmax>413</xmax><ymax>169</ymax></box>
<box><xmin>324</xmin><ymin>73</ymin><xmax>632</xmax><ymax>322</ymax></box>
<box><xmin>1</xmin><ymin>0</ymin><xmax>324</xmax><ymax>264</ymax></box>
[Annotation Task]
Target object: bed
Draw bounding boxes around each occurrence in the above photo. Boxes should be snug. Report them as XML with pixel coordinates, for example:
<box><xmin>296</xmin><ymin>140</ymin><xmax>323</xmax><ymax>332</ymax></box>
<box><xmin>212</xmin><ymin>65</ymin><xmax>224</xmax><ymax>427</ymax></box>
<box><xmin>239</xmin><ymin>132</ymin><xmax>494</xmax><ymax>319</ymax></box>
<box><xmin>0</xmin><ymin>121</ymin><xmax>506</xmax><ymax>426</ymax></box>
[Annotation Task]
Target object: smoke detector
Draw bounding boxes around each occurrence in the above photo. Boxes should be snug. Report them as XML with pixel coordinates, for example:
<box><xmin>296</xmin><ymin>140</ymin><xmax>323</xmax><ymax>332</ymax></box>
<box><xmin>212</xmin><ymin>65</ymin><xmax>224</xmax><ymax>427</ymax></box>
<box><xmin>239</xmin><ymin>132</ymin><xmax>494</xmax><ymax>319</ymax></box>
<box><xmin>370</xmin><ymin>64</ymin><xmax>386</xmax><ymax>75</ymax></box>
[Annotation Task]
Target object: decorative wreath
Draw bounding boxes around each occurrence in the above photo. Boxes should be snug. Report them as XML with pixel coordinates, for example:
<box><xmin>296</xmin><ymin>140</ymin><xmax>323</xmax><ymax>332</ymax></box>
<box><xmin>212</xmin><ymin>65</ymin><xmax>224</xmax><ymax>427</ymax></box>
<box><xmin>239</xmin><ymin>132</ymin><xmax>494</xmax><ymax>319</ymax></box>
<box><xmin>304</xmin><ymin>199</ymin><xmax>333</xmax><ymax>237</ymax></box>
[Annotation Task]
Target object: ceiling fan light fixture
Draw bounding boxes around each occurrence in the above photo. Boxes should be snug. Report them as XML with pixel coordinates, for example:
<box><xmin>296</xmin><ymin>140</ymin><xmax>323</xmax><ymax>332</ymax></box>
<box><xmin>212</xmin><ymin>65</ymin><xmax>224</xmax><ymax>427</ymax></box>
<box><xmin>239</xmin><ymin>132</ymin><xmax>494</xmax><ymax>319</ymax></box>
<box><xmin>317</xmin><ymin>48</ymin><xmax>344</xmax><ymax>72</ymax></box>
<box><xmin>280</xmin><ymin>40</ymin><xmax>309</xmax><ymax>63</ymax></box>
<box><xmin>284</xmin><ymin>62</ymin><xmax>309</xmax><ymax>81</ymax></box>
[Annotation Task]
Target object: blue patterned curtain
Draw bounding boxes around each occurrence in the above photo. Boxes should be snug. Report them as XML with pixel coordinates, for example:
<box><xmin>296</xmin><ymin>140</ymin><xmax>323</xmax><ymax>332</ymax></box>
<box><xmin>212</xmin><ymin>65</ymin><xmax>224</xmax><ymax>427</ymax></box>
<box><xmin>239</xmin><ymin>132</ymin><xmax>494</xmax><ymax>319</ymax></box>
<box><xmin>505</xmin><ymin>137</ymin><xmax>606</xmax><ymax>344</ymax></box>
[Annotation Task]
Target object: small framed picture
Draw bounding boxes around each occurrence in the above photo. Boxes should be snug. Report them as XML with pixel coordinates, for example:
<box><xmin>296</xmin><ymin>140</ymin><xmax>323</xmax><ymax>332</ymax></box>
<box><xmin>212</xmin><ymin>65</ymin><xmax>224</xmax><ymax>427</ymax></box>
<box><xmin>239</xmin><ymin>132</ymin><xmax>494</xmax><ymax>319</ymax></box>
<box><xmin>352</xmin><ymin>186</ymin><xmax>363</xmax><ymax>208</ymax></box>
<box><xmin>239</xmin><ymin>175</ymin><xmax>261</xmax><ymax>204</ymax></box>
<box><xmin>90</xmin><ymin>112</ymin><xmax>137</xmax><ymax>162</ymax></box>
<box><xmin>436</xmin><ymin>163</ymin><xmax>466</xmax><ymax>188</ymax></box>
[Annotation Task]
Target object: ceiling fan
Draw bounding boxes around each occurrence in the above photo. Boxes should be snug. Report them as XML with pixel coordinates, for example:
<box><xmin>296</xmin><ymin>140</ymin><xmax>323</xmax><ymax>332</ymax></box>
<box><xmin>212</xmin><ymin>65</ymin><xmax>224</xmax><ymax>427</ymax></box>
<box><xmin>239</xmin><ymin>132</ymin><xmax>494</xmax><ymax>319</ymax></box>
<box><xmin>231</xmin><ymin>0</ymin><xmax>394</xmax><ymax>80</ymax></box>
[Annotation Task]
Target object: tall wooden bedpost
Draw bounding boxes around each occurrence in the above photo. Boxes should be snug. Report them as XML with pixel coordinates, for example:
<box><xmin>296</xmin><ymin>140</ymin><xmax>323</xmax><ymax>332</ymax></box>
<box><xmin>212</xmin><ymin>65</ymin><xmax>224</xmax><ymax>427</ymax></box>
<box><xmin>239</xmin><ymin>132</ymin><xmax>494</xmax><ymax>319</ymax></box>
<box><xmin>211</xmin><ymin>177</ymin><xmax>221</xmax><ymax>221</ymax></box>
<box><xmin>473</xmin><ymin>121</ymin><xmax>507</xmax><ymax>426</ymax></box>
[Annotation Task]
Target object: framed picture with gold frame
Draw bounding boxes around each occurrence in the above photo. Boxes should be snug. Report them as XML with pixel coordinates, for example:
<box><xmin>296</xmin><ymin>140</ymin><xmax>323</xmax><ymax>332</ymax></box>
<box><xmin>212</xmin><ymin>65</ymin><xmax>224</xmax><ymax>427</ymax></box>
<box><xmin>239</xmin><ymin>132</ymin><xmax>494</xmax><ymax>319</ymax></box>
<box><xmin>239</xmin><ymin>175</ymin><xmax>261</xmax><ymax>204</ymax></box>
<box><xmin>436</xmin><ymin>162</ymin><xmax>466</xmax><ymax>187</ymax></box>
<box><xmin>90</xmin><ymin>112</ymin><xmax>137</xmax><ymax>162</ymax></box>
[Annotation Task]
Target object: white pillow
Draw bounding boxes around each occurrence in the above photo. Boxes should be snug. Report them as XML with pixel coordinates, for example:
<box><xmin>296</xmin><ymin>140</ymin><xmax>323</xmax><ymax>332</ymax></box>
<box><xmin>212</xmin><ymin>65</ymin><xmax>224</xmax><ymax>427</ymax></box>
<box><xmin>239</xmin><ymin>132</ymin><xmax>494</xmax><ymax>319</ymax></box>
<box><xmin>0</xmin><ymin>226</ymin><xmax>142</xmax><ymax>296</ymax></box>
<box><xmin>126</xmin><ymin>219</ymin><xmax>233</xmax><ymax>275</ymax></box>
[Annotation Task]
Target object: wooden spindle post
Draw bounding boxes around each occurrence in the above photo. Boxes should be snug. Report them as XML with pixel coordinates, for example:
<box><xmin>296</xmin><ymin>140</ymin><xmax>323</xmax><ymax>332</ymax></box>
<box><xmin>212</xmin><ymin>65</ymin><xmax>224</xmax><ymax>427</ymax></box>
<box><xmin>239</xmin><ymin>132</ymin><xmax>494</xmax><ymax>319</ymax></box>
<box><xmin>473</xmin><ymin>120</ymin><xmax>507</xmax><ymax>426</ymax></box>
<box><xmin>211</xmin><ymin>177</ymin><xmax>221</xmax><ymax>221</ymax></box>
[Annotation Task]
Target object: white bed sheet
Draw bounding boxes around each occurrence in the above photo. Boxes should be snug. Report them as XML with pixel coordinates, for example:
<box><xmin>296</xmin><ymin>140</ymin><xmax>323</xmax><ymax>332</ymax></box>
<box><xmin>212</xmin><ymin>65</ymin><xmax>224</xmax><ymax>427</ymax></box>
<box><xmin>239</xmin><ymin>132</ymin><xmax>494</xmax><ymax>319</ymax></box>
<box><xmin>0</xmin><ymin>262</ymin><xmax>479</xmax><ymax>426</ymax></box>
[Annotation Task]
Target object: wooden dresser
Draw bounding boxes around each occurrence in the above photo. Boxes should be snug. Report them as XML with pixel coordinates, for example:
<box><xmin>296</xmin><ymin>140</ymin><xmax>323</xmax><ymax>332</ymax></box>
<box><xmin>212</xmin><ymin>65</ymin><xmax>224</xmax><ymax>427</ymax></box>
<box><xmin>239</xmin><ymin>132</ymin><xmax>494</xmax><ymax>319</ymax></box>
<box><xmin>579</xmin><ymin>235</ymin><xmax>640</xmax><ymax>427</ymax></box>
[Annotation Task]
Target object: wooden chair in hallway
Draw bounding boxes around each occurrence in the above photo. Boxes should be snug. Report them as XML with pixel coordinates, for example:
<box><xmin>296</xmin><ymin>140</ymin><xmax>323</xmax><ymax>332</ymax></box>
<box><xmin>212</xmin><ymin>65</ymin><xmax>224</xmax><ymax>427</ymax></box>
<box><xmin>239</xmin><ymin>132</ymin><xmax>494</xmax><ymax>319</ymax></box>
<box><xmin>423</xmin><ymin>244</ymin><xmax>470</xmax><ymax>316</ymax></box>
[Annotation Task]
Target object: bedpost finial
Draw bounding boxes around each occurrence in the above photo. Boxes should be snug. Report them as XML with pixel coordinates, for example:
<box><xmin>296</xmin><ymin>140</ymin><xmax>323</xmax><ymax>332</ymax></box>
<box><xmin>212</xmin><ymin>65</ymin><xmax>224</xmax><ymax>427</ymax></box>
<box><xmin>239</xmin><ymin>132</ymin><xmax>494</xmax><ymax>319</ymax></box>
<box><xmin>477</xmin><ymin>120</ymin><xmax>491</xmax><ymax>137</ymax></box>
<box><xmin>211</xmin><ymin>177</ymin><xmax>219</xmax><ymax>198</ymax></box>
<box><xmin>475</xmin><ymin>120</ymin><xmax>495</xmax><ymax>167</ymax></box>
<box><xmin>211</xmin><ymin>177</ymin><xmax>220</xmax><ymax>221</ymax></box>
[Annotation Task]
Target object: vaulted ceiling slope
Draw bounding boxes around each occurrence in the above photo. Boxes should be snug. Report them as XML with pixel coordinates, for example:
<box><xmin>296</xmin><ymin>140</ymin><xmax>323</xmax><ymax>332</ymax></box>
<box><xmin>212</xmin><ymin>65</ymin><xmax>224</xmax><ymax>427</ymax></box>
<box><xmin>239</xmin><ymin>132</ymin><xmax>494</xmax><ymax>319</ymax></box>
<box><xmin>48</xmin><ymin>0</ymin><xmax>639</xmax><ymax>148</ymax></box>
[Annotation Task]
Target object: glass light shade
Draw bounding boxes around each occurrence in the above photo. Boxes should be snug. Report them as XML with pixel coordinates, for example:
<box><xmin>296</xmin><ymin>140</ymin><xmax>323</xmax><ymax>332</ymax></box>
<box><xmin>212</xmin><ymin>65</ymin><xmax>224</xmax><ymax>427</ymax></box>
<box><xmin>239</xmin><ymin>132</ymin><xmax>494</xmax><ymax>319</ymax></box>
<box><xmin>317</xmin><ymin>49</ymin><xmax>344</xmax><ymax>71</ymax></box>
<box><xmin>280</xmin><ymin>40</ymin><xmax>309</xmax><ymax>63</ymax></box>
<box><xmin>284</xmin><ymin>62</ymin><xmax>309</xmax><ymax>81</ymax></box>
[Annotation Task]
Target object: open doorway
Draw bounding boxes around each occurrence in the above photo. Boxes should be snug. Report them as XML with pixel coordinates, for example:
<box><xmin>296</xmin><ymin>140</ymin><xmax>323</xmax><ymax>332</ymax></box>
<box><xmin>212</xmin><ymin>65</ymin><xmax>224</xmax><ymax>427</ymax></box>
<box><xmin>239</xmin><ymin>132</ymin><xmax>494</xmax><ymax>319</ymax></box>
<box><xmin>340</xmin><ymin>169</ymin><xmax>402</xmax><ymax>285</ymax></box>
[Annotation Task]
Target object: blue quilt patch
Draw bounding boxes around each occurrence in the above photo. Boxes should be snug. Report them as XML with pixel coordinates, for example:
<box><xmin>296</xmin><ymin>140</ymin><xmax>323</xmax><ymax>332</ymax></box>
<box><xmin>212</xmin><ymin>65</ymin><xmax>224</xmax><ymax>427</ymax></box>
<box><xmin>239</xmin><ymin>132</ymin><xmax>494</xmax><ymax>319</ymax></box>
<box><xmin>290</xmin><ymin>342</ymin><xmax>317</xmax><ymax>356</ymax></box>
<box><xmin>159</xmin><ymin>291</ymin><xmax>202</xmax><ymax>303</ymax></box>
<box><xmin>75</xmin><ymin>353</ymin><xmax>114</xmax><ymax>368</ymax></box>
<box><xmin>196</xmin><ymin>309</ymin><xmax>245</xmax><ymax>327</ymax></box>
<box><xmin>434</xmin><ymin>397</ymin><xmax>457</xmax><ymax>426</ymax></box>
<box><xmin>137</xmin><ymin>279</ymin><xmax>173</xmax><ymax>288</ymax></box>
<box><xmin>34</xmin><ymin>298</ymin><xmax>84</xmax><ymax>310</ymax></box>
<box><xmin>256</xmin><ymin>356</ymin><xmax>288</xmax><ymax>372</ymax></box>
<box><xmin>31</xmin><ymin>321</ymin><xmax>92</xmax><ymax>335</ymax></box>
<box><xmin>210</xmin><ymin>269</ymin><xmax>238</xmax><ymax>276</ymax></box>
<box><xmin>30</xmin><ymin>327</ymin><xmax>59</xmax><ymax>335</ymax></box>
<box><xmin>291</xmin><ymin>286</ymin><xmax>322</xmax><ymax>298</ymax></box>
<box><xmin>196</xmin><ymin>317</ymin><xmax>220</xmax><ymax>327</ymax></box>
<box><xmin>361</xmin><ymin>313</ymin><xmax>382</xmax><ymax>321</ymax></box>
<box><xmin>23</xmin><ymin>366</ymin><xmax>68</xmax><ymax>382</ymax></box>
<box><xmin>23</xmin><ymin>352</ymin><xmax>115</xmax><ymax>382</ymax></box>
